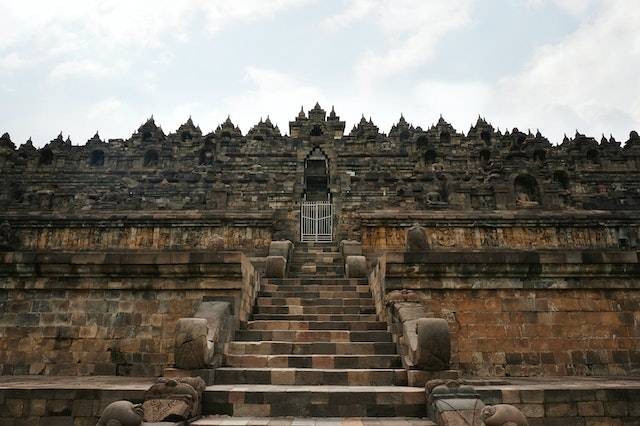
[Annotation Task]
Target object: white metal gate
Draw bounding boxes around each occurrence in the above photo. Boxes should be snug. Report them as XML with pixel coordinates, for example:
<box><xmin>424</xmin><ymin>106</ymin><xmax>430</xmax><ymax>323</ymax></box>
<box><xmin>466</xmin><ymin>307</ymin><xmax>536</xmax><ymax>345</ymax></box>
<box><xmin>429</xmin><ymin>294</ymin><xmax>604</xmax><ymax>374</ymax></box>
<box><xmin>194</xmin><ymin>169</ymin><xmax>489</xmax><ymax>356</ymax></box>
<box><xmin>300</xmin><ymin>201</ymin><xmax>333</xmax><ymax>243</ymax></box>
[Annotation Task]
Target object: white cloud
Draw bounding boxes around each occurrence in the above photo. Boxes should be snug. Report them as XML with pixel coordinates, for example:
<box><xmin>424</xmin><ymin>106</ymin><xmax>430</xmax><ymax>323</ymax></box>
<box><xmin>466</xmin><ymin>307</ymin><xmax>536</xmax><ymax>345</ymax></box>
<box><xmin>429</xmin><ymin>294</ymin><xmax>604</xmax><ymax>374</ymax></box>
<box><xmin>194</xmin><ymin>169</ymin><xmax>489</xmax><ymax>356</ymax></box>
<box><xmin>0</xmin><ymin>0</ymin><xmax>311</xmax><ymax>72</ymax></box>
<box><xmin>527</xmin><ymin>0</ymin><xmax>596</xmax><ymax>16</ymax></box>
<box><xmin>224</xmin><ymin>66</ymin><xmax>323</xmax><ymax>133</ymax></box>
<box><xmin>0</xmin><ymin>52</ymin><xmax>27</xmax><ymax>71</ymax></box>
<box><xmin>87</xmin><ymin>98</ymin><xmax>126</xmax><ymax>120</ymax></box>
<box><xmin>324</xmin><ymin>0</ymin><xmax>476</xmax><ymax>89</ymax></box>
<box><xmin>49</xmin><ymin>59</ymin><xmax>128</xmax><ymax>80</ymax></box>
<box><xmin>487</xmin><ymin>0</ymin><xmax>640</xmax><ymax>141</ymax></box>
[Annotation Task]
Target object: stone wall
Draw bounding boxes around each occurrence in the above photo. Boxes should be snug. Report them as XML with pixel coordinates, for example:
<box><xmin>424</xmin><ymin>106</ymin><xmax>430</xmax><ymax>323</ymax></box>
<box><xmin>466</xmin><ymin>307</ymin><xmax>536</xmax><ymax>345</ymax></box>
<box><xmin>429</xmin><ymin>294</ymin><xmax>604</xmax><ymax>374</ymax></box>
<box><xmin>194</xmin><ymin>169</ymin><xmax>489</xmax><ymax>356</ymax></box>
<box><xmin>0</xmin><ymin>250</ymin><xmax>260</xmax><ymax>377</ymax></box>
<box><xmin>0</xmin><ymin>378</ymin><xmax>151</xmax><ymax>426</ymax></box>
<box><xmin>478</xmin><ymin>384</ymin><xmax>640</xmax><ymax>425</ymax></box>
<box><xmin>377</xmin><ymin>250</ymin><xmax>640</xmax><ymax>377</ymax></box>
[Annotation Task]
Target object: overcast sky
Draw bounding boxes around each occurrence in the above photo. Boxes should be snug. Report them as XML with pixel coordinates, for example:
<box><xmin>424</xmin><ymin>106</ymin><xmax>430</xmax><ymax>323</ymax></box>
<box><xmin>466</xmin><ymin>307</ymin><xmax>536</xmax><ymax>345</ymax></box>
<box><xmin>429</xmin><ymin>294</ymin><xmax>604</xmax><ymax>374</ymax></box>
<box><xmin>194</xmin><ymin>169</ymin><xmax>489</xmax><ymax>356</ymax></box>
<box><xmin>0</xmin><ymin>0</ymin><xmax>638</xmax><ymax>147</ymax></box>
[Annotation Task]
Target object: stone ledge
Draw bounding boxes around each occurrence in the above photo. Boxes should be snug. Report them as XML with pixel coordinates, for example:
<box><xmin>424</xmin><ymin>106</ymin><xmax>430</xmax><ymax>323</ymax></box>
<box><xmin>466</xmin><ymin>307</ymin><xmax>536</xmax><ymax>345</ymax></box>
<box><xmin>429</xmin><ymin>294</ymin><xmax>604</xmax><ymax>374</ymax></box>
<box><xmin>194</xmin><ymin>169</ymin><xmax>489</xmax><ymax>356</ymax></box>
<box><xmin>0</xmin><ymin>210</ymin><xmax>275</xmax><ymax>229</ymax></box>
<box><xmin>385</xmin><ymin>250</ymin><xmax>640</xmax><ymax>264</ymax></box>
<box><xmin>381</xmin><ymin>250</ymin><xmax>640</xmax><ymax>290</ymax></box>
<box><xmin>357</xmin><ymin>209</ymin><xmax>640</xmax><ymax>227</ymax></box>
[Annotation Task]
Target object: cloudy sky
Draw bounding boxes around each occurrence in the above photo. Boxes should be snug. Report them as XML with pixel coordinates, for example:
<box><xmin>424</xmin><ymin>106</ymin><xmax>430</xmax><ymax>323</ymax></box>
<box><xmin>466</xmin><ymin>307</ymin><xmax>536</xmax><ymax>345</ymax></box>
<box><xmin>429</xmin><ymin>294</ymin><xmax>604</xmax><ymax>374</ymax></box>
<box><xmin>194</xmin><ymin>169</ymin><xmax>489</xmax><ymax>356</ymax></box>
<box><xmin>0</xmin><ymin>0</ymin><xmax>638</xmax><ymax>147</ymax></box>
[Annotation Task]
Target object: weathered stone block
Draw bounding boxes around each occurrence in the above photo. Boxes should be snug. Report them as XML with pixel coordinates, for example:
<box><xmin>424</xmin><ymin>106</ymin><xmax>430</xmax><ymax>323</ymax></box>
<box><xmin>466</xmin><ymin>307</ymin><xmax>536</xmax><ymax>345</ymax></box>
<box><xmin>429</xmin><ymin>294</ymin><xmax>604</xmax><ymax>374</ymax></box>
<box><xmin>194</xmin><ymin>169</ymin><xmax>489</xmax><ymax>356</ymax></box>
<box><xmin>265</xmin><ymin>256</ymin><xmax>287</xmax><ymax>278</ymax></box>
<box><xmin>406</xmin><ymin>224</ymin><xmax>429</xmax><ymax>251</ymax></box>
<box><xmin>412</xmin><ymin>318</ymin><xmax>450</xmax><ymax>371</ymax></box>
<box><xmin>269</xmin><ymin>240</ymin><xmax>293</xmax><ymax>262</ymax></box>
<box><xmin>97</xmin><ymin>400</ymin><xmax>143</xmax><ymax>426</ymax></box>
<box><xmin>345</xmin><ymin>255</ymin><xmax>367</xmax><ymax>278</ymax></box>
<box><xmin>174</xmin><ymin>301</ymin><xmax>232</xmax><ymax>370</ymax></box>
<box><xmin>340</xmin><ymin>240</ymin><xmax>362</xmax><ymax>258</ymax></box>
<box><xmin>481</xmin><ymin>404</ymin><xmax>529</xmax><ymax>425</ymax></box>
<box><xmin>174</xmin><ymin>318</ymin><xmax>208</xmax><ymax>370</ymax></box>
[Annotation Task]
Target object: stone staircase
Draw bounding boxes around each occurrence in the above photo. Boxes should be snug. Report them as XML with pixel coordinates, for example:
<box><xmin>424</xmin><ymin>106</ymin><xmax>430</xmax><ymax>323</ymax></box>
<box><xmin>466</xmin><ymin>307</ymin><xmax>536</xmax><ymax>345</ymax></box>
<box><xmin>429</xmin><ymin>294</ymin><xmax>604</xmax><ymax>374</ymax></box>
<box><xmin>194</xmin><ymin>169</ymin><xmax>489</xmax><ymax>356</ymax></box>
<box><xmin>202</xmin><ymin>243</ymin><xmax>430</xmax><ymax>420</ymax></box>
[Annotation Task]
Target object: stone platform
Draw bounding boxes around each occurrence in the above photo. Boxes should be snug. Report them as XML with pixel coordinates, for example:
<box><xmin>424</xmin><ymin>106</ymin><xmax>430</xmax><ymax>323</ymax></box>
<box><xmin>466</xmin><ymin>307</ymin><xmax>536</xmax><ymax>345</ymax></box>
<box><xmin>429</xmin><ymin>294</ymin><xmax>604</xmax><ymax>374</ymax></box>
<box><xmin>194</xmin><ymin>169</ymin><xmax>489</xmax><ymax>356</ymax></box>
<box><xmin>1</xmin><ymin>375</ymin><xmax>639</xmax><ymax>425</ymax></box>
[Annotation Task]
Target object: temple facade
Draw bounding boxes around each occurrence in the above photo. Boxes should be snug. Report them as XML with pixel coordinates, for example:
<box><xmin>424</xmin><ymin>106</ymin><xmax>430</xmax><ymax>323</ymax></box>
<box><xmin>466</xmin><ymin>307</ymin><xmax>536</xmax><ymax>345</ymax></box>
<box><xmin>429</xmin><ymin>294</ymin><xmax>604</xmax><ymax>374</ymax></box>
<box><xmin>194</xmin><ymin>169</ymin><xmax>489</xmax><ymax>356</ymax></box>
<box><xmin>1</xmin><ymin>104</ymin><xmax>639</xmax><ymax>425</ymax></box>
<box><xmin>1</xmin><ymin>103</ymin><xmax>640</xmax><ymax>249</ymax></box>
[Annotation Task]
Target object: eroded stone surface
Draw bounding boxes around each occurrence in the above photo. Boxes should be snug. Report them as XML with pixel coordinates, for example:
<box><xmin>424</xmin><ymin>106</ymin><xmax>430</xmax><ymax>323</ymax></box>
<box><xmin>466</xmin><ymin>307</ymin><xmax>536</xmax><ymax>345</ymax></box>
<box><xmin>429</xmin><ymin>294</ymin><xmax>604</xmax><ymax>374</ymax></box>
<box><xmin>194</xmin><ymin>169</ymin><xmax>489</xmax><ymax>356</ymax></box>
<box><xmin>407</xmin><ymin>224</ymin><xmax>429</xmax><ymax>251</ymax></box>
<box><xmin>143</xmin><ymin>376</ymin><xmax>206</xmax><ymax>421</ymax></box>
<box><xmin>265</xmin><ymin>255</ymin><xmax>287</xmax><ymax>278</ymax></box>
<box><xmin>481</xmin><ymin>404</ymin><xmax>529</xmax><ymax>426</ymax></box>
<box><xmin>97</xmin><ymin>400</ymin><xmax>143</xmax><ymax>426</ymax></box>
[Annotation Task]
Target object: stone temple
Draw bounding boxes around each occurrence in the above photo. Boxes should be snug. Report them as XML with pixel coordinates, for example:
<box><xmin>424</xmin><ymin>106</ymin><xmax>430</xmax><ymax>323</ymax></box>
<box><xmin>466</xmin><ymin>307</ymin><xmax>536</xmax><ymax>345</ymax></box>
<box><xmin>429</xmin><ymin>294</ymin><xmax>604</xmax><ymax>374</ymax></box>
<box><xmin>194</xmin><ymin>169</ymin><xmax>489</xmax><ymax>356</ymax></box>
<box><xmin>0</xmin><ymin>103</ymin><xmax>639</xmax><ymax>425</ymax></box>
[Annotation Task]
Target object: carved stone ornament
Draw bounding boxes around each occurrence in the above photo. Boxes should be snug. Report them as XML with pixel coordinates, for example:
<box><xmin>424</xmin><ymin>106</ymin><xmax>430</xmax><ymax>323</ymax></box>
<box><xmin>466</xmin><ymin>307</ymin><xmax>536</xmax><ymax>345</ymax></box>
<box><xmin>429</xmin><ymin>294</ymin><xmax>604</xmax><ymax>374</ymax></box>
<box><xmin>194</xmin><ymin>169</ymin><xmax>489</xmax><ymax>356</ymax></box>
<box><xmin>143</xmin><ymin>377</ymin><xmax>206</xmax><ymax>422</ymax></box>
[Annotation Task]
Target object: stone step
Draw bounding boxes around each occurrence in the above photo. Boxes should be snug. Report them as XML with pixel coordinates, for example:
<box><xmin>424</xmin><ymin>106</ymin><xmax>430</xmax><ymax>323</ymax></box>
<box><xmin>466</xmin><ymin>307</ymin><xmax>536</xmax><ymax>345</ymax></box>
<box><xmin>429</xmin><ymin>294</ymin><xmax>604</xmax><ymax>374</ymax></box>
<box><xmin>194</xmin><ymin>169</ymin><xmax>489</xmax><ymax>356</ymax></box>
<box><xmin>224</xmin><ymin>354</ymin><xmax>402</xmax><ymax>369</ymax></box>
<box><xmin>256</xmin><ymin>297</ymin><xmax>374</xmax><ymax>307</ymax></box>
<box><xmin>214</xmin><ymin>368</ymin><xmax>408</xmax><ymax>386</ymax></box>
<box><xmin>251</xmin><ymin>313</ymin><xmax>379</xmax><ymax>322</ymax></box>
<box><xmin>244</xmin><ymin>320</ymin><xmax>387</xmax><ymax>331</ymax></box>
<box><xmin>227</xmin><ymin>341</ymin><xmax>398</xmax><ymax>355</ymax></box>
<box><xmin>259</xmin><ymin>290</ymin><xmax>371</xmax><ymax>299</ymax></box>
<box><xmin>235</xmin><ymin>329</ymin><xmax>392</xmax><ymax>343</ymax></box>
<box><xmin>194</xmin><ymin>416</ymin><xmax>435</xmax><ymax>425</ymax></box>
<box><xmin>261</xmin><ymin>284</ymin><xmax>370</xmax><ymax>293</ymax></box>
<box><xmin>289</xmin><ymin>263</ymin><xmax>345</xmax><ymax>271</ymax></box>
<box><xmin>254</xmin><ymin>305</ymin><xmax>376</xmax><ymax>315</ymax></box>
<box><xmin>291</xmin><ymin>253</ymin><xmax>343</xmax><ymax>263</ymax></box>
<box><xmin>203</xmin><ymin>385</ymin><xmax>426</xmax><ymax>417</ymax></box>
<box><xmin>290</xmin><ymin>272</ymin><xmax>344</xmax><ymax>279</ymax></box>
<box><xmin>294</xmin><ymin>245</ymin><xmax>340</xmax><ymax>253</ymax></box>
<box><xmin>264</xmin><ymin>278</ymin><xmax>368</xmax><ymax>286</ymax></box>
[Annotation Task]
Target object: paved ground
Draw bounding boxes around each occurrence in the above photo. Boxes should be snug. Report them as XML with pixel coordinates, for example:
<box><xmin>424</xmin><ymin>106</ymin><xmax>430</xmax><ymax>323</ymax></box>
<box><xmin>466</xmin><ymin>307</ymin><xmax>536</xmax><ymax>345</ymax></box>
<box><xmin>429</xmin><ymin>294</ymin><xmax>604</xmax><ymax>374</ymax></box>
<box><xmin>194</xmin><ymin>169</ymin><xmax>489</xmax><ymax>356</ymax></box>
<box><xmin>1</xmin><ymin>375</ymin><xmax>638</xmax><ymax>391</ymax></box>
<box><xmin>192</xmin><ymin>417</ymin><xmax>436</xmax><ymax>425</ymax></box>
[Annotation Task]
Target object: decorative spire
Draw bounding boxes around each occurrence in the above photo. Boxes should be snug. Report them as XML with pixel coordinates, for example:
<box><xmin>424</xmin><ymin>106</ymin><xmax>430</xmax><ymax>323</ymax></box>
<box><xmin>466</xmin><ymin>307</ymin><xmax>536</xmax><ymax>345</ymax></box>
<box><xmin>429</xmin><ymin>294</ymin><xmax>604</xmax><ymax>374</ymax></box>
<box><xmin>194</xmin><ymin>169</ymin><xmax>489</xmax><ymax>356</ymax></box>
<box><xmin>0</xmin><ymin>132</ymin><xmax>14</xmax><ymax>149</ymax></box>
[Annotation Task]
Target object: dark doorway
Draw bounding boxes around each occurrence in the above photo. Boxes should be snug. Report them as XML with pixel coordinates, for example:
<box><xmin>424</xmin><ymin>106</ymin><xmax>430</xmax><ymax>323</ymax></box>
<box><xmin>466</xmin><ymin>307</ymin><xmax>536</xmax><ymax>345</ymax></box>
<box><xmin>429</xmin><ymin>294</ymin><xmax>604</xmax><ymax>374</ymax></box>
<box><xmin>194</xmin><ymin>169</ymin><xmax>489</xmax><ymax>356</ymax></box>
<box><xmin>304</xmin><ymin>147</ymin><xmax>329</xmax><ymax>201</ymax></box>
